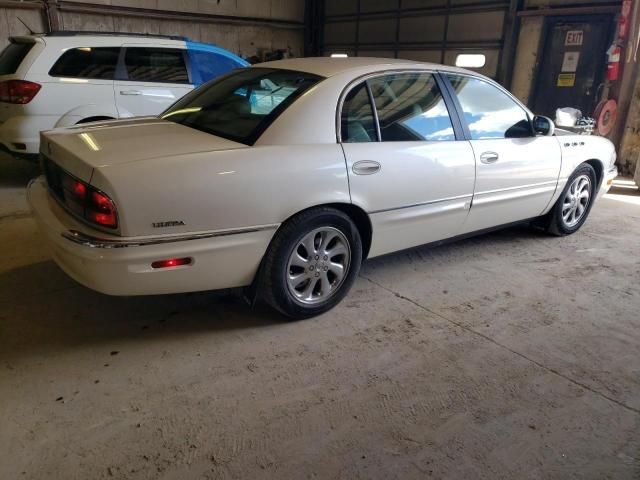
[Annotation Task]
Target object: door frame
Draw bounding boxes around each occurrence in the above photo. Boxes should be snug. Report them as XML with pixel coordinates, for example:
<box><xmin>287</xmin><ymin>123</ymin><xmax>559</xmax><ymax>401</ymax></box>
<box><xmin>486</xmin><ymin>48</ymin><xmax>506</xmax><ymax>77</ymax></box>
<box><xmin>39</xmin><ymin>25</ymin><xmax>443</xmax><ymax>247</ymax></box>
<box><xmin>528</xmin><ymin>14</ymin><xmax>615</xmax><ymax>116</ymax></box>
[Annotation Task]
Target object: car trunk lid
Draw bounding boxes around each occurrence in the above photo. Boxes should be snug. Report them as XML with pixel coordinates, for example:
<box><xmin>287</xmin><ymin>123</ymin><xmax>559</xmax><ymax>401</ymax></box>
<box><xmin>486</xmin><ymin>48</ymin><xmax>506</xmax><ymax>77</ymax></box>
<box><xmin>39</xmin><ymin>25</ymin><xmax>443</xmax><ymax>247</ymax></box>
<box><xmin>41</xmin><ymin>117</ymin><xmax>246</xmax><ymax>183</ymax></box>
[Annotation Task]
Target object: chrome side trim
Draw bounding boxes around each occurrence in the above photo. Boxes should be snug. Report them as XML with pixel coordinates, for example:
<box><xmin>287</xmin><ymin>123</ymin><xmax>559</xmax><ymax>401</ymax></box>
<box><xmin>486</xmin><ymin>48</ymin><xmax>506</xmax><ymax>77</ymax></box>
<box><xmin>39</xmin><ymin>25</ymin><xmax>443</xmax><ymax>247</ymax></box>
<box><xmin>369</xmin><ymin>194</ymin><xmax>472</xmax><ymax>214</ymax></box>
<box><xmin>62</xmin><ymin>224</ymin><xmax>280</xmax><ymax>249</ymax></box>
<box><xmin>472</xmin><ymin>185</ymin><xmax>557</xmax><ymax>207</ymax></box>
<box><xmin>474</xmin><ymin>180</ymin><xmax>558</xmax><ymax>196</ymax></box>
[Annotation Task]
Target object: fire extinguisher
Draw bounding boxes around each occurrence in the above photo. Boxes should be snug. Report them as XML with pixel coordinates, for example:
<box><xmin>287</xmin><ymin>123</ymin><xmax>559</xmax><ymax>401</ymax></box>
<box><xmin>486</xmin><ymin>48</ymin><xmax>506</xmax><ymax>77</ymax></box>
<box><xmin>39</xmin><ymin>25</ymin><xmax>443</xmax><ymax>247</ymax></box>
<box><xmin>607</xmin><ymin>44</ymin><xmax>622</xmax><ymax>81</ymax></box>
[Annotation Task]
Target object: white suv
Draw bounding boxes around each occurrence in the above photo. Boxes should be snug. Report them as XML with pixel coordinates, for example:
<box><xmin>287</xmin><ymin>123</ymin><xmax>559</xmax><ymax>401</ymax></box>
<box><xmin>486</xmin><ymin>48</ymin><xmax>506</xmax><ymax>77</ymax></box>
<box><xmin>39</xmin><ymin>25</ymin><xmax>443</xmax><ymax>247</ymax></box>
<box><xmin>0</xmin><ymin>32</ymin><xmax>248</xmax><ymax>161</ymax></box>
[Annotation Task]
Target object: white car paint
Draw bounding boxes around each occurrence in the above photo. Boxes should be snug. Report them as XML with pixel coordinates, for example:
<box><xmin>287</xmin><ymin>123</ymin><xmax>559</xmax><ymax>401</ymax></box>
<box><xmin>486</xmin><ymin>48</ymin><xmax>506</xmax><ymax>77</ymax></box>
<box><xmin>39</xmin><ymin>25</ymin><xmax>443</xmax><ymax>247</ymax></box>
<box><xmin>0</xmin><ymin>34</ymin><xmax>246</xmax><ymax>158</ymax></box>
<box><xmin>28</xmin><ymin>57</ymin><xmax>618</xmax><ymax>297</ymax></box>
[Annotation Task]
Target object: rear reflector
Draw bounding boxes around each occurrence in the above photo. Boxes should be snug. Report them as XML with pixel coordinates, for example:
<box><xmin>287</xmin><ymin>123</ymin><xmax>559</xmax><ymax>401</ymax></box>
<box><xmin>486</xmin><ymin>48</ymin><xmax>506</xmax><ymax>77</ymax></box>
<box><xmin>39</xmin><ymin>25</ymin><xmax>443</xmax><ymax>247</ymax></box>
<box><xmin>0</xmin><ymin>80</ymin><xmax>41</xmax><ymax>104</ymax></box>
<box><xmin>151</xmin><ymin>258</ymin><xmax>192</xmax><ymax>269</ymax></box>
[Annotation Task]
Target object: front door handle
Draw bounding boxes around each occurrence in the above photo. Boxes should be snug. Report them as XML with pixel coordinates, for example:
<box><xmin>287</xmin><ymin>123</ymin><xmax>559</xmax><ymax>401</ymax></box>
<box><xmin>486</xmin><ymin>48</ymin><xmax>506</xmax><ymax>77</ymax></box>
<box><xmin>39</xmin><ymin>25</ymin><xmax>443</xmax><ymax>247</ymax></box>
<box><xmin>352</xmin><ymin>160</ymin><xmax>381</xmax><ymax>175</ymax></box>
<box><xmin>480</xmin><ymin>152</ymin><xmax>499</xmax><ymax>164</ymax></box>
<box><xmin>120</xmin><ymin>90</ymin><xmax>142</xmax><ymax>96</ymax></box>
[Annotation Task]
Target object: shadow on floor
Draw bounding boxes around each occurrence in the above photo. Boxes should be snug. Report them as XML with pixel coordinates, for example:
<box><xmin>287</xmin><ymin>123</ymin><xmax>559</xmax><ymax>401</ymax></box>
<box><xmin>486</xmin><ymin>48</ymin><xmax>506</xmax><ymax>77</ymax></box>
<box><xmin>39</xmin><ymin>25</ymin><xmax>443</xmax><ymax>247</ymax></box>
<box><xmin>0</xmin><ymin>223</ymin><xmax>547</xmax><ymax>360</ymax></box>
<box><xmin>0</xmin><ymin>259</ymin><xmax>286</xmax><ymax>360</ymax></box>
<box><xmin>0</xmin><ymin>153</ymin><xmax>40</xmax><ymax>188</ymax></box>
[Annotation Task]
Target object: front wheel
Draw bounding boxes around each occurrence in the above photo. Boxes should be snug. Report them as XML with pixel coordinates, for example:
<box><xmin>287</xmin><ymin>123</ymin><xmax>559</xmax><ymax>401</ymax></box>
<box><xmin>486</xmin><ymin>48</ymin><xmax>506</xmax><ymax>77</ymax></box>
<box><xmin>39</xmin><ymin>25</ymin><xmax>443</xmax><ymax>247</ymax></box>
<box><xmin>544</xmin><ymin>163</ymin><xmax>597</xmax><ymax>236</ymax></box>
<box><xmin>260</xmin><ymin>207</ymin><xmax>362</xmax><ymax>319</ymax></box>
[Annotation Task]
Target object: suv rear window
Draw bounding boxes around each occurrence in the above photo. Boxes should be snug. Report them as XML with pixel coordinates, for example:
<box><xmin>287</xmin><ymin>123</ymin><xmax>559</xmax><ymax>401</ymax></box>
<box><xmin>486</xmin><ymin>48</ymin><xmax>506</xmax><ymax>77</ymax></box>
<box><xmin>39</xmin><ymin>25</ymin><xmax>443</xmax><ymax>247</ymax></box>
<box><xmin>49</xmin><ymin>47</ymin><xmax>119</xmax><ymax>80</ymax></box>
<box><xmin>0</xmin><ymin>42</ymin><xmax>34</xmax><ymax>75</ymax></box>
<box><xmin>161</xmin><ymin>68</ymin><xmax>322</xmax><ymax>145</ymax></box>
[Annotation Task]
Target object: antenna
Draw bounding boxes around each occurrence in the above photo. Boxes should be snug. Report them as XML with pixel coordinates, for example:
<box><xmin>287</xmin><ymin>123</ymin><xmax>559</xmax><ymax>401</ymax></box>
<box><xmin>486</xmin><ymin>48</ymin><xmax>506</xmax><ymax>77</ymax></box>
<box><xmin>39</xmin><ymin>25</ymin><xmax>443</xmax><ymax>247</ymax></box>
<box><xmin>16</xmin><ymin>17</ymin><xmax>39</xmax><ymax>35</ymax></box>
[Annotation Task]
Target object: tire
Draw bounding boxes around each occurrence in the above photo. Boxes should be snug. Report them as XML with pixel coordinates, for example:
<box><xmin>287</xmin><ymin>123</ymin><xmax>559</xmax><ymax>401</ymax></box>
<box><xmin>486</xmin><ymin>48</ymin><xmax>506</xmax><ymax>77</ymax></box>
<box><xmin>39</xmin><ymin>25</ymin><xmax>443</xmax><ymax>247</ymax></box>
<box><xmin>260</xmin><ymin>207</ymin><xmax>362</xmax><ymax>319</ymax></box>
<box><xmin>544</xmin><ymin>163</ymin><xmax>597</xmax><ymax>236</ymax></box>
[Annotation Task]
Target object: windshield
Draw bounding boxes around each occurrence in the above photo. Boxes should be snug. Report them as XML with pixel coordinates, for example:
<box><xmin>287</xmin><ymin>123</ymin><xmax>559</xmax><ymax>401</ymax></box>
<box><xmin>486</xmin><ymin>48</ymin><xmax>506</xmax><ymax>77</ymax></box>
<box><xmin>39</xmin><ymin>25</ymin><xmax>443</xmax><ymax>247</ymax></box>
<box><xmin>161</xmin><ymin>68</ymin><xmax>323</xmax><ymax>145</ymax></box>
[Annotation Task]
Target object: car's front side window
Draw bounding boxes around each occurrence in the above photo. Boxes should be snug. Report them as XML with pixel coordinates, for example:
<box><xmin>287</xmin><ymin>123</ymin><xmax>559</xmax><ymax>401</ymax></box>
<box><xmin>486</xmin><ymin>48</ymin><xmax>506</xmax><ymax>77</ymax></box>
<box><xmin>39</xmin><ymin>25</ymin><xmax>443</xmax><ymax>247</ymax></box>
<box><xmin>446</xmin><ymin>74</ymin><xmax>532</xmax><ymax>140</ymax></box>
<box><xmin>124</xmin><ymin>47</ymin><xmax>189</xmax><ymax>84</ymax></box>
<box><xmin>161</xmin><ymin>68</ymin><xmax>322</xmax><ymax>145</ymax></box>
<box><xmin>368</xmin><ymin>72</ymin><xmax>456</xmax><ymax>142</ymax></box>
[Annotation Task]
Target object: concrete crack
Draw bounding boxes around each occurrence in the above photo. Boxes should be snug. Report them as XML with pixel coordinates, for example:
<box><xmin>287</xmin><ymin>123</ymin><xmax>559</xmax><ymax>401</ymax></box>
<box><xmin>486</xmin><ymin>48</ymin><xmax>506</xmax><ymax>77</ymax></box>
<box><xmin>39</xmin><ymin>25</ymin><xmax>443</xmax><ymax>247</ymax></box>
<box><xmin>360</xmin><ymin>274</ymin><xmax>640</xmax><ymax>416</ymax></box>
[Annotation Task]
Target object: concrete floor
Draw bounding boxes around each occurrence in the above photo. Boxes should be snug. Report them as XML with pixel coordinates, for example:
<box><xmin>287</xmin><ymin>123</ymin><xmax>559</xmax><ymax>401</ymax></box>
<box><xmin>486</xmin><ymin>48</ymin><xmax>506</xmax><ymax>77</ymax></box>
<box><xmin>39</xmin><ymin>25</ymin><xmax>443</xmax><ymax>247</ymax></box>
<box><xmin>1</xmin><ymin>154</ymin><xmax>639</xmax><ymax>479</ymax></box>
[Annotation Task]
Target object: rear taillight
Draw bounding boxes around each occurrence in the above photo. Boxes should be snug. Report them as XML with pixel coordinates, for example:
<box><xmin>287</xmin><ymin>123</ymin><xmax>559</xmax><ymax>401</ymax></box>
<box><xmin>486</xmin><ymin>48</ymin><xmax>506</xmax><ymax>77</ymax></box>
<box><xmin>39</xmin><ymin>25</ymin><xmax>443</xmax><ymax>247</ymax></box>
<box><xmin>0</xmin><ymin>80</ymin><xmax>41</xmax><ymax>104</ymax></box>
<box><xmin>86</xmin><ymin>190</ymin><xmax>118</xmax><ymax>229</ymax></box>
<box><xmin>59</xmin><ymin>173</ymin><xmax>118</xmax><ymax>229</ymax></box>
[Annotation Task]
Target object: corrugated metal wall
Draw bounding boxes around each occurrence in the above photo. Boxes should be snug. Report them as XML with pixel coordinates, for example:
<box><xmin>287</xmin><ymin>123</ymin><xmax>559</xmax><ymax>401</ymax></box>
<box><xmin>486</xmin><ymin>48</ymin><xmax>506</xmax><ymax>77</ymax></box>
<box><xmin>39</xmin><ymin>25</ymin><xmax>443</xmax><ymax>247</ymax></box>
<box><xmin>322</xmin><ymin>0</ymin><xmax>510</xmax><ymax>79</ymax></box>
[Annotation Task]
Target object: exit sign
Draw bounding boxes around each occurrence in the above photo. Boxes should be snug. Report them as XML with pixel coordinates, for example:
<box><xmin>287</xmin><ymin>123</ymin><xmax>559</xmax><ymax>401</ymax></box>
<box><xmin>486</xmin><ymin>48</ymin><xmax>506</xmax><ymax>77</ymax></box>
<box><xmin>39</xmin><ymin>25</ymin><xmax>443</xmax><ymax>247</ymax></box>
<box><xmin>565</xmin><ymin>30</ymin><xmax>584</xmax><ymax>46</ymax></box>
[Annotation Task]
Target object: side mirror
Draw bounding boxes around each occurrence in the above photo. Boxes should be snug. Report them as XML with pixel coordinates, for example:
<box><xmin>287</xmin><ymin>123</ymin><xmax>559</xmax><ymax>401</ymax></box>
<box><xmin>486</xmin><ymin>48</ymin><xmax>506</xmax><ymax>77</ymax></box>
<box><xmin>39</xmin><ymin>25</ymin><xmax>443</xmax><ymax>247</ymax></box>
<box><xmin>532</xmin><ymin>115</ymin><xmax>555</xmax><ymax>136</ymax></box>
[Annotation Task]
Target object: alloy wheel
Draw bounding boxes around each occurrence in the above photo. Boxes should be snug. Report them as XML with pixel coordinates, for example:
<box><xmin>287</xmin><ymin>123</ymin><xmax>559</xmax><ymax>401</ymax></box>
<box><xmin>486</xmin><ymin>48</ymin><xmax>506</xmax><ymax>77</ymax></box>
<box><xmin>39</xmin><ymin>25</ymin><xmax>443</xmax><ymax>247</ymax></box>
<box><xmin>286</xmin><ymin>227</ymin><xmax>351</xmax><ymax>305</ymax></box>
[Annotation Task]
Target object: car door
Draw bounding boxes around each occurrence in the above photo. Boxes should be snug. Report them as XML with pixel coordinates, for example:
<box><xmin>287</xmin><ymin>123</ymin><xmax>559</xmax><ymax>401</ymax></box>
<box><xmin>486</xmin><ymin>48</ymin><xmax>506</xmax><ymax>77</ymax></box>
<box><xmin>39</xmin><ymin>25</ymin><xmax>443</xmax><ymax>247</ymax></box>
<box><xmin>443</xmin><ymin>73</ymin><xmax>562</xmax><ymax>234</ymax></box>
<box><xmin>341</xmin><ymin>71</ymin><xmax>476</xmax><ymax>257</ymax></box>
<box><xmin>114</xmin><ymin>45</ymin><xmax>194</xmax><ymax>117</ymax></box>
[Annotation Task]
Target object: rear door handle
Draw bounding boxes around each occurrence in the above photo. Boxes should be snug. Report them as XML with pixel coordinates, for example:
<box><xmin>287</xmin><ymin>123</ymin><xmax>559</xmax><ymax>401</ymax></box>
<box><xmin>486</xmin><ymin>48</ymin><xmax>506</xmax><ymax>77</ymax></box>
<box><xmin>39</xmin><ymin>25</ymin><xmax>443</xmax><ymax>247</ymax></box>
<box><xmin>120</xmin><ymin>90</ymin><xmax>142</xmax><ymax>96</ymax></box>
<box><xmin>352</xmin><ymin>160</ymin><xmax>381</xmax><ymax>175</ymax></box>
<box><xmin>480</xmin><ymin>152</ymin><xmax>499</xmax><ymax>164</ymax></box>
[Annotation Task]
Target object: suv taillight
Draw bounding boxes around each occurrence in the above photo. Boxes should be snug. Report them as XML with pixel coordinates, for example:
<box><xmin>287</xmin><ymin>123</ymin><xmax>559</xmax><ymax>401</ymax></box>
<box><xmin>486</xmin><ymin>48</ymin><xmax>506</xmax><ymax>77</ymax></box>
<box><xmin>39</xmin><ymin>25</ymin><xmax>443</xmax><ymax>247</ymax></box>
<box><xmin>60</xmin><ymin>174</ymin><xmax>118</xmax><ymax>229</ymax></box>
<box><xmin>0</xmin><ymin>80</ymin><xmax>41</xmax><ymax>104</ymax></box>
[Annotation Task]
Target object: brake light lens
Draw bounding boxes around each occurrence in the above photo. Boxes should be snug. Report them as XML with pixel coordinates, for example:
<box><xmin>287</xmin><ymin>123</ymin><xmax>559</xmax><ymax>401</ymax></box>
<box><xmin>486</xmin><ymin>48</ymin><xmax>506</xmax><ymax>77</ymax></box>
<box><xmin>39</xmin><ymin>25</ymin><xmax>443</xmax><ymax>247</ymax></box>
<box><xmin>56</xmin><ymin>169</ymin><xmax>118</xmax><ymax>229</ymax></box>
<box><xmin>0</xmin><ymin>80</ymin><xmax>41</xmax><ymax>104</ymax></box>
<box><xmin>86</xmin><ymin>190</ymin><xmax>118</xmax><ymax>228</ymax></box>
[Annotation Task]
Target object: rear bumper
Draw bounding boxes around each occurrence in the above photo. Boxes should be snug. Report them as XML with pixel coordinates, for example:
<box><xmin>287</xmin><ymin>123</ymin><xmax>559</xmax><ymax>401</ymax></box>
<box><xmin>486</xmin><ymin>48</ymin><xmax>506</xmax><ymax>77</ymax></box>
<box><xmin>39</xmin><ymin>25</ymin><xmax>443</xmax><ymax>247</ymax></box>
<box><xmin>27</xmin><ymin>176</ymin><xmax>277</xmax><ymax>296</ymax></box>
<box><xmin>0</xmin><ymin>114</ymin><xmax>58</xmax><ymax>157</ymax></box>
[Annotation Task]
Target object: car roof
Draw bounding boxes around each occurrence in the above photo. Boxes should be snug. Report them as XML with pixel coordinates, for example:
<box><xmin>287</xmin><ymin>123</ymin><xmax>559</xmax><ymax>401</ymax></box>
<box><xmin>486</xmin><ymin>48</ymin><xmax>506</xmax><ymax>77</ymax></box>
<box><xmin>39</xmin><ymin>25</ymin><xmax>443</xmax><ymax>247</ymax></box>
<box><xmin>255</xmin><ymin>57</ymin><xmax>474</xmax><ymax>78</ymax></box>
<box><xmin>15</xmin><ymin>33</ymin><xmax>186</xmax><ymax>47</ymax></box>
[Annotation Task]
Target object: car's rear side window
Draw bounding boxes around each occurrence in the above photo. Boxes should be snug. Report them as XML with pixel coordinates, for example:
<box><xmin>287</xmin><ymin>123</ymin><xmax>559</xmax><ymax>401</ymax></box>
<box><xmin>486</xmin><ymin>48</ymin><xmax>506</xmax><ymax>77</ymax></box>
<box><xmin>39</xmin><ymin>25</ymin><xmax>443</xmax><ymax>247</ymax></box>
<box><xmin>341</xmin><ymin>83</ymin><xmax>378</xmax><ymax>142</ymax></box>
<box><xmin>161</xmin><ymin>68</ymin><xmax>323</xmax><ymax>145</ymax></box>
<box><xmin>0</xmin><ymin>42</ymin><xmax>34</xmax><ymax>75</ymax></box>
<box><xmin>124</xmin><ymin>48</ymin><xmax>189</xmax><ymax>84</ymax></box>
<box><xmin>369</xmin><ymin>73</ymin><xmax>455</xmax><ymax>142</ymax></box>
<box><xmin>49</xmin><ymin>47</ymin><xmax>120</xmax><ymax>80</ymax></box>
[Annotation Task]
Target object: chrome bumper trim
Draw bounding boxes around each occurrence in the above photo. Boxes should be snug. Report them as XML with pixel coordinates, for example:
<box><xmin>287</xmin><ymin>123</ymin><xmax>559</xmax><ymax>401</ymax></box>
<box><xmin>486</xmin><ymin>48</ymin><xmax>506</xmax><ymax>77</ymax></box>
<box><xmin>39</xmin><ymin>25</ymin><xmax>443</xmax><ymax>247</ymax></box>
<box><xmin>62</xmin><ymin>224</ymin><xmax>279</xmax><ymax>249</ymax></box>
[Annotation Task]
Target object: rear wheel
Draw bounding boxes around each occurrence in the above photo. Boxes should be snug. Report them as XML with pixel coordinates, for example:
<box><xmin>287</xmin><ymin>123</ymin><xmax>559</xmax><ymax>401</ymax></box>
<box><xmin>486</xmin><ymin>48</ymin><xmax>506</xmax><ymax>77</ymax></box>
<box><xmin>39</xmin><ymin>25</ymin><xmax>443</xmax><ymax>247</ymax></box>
<box><xmin>260</xmin><ymin>208</ymin><xmax>362</xmax><ymax>319</ymax></box>
<box><xmin>544</xmin><ymin>163</ymin><xmax>597</xmax><ymax>236</ymax></box>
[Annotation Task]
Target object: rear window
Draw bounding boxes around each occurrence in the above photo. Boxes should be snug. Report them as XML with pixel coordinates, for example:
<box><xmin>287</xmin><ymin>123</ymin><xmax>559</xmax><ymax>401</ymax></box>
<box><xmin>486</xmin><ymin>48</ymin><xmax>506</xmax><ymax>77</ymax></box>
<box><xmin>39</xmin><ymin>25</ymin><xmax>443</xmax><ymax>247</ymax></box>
<box><xmin>49</xmin><ymin>47</ymin><xmax>119</xmax><ymax>80</ymax></box>
<box><xmin>161</xmin><ymin>68</ymin><xmax>322</xmax><ymax>145</ymax></box>
<box><xmin>124</xmin><ymin>47</ymin><xmax>189</xmax><ymax>83</ymax></box>
<box><xmin>0</xmin><ymin>42</ymin><xmax>34</xmax><ymax>75</ymax></box>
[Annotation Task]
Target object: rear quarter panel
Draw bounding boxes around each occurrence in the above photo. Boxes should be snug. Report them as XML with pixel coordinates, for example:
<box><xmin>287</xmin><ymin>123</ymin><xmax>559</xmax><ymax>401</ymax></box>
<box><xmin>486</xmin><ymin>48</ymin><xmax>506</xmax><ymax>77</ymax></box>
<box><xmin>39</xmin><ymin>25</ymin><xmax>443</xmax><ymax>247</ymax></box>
<box><xmin>90</xmin><ymin>144</ymin><xmax>350</xmax><ymax>237</ymax></box>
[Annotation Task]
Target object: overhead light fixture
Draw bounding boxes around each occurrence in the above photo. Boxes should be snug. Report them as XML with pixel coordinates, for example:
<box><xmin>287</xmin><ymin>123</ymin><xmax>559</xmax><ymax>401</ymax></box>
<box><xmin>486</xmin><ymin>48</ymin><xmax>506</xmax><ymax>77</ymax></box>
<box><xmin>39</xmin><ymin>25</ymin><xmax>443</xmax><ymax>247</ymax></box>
<box><xmin>455</xmin><ymin>54</ymin><xmax>486</xmax><ymax>68</ymax></box>
<box><xmin>331</xmin><ymin>53</ymin><xmax>348</xmax><ymax>58</ymax></box>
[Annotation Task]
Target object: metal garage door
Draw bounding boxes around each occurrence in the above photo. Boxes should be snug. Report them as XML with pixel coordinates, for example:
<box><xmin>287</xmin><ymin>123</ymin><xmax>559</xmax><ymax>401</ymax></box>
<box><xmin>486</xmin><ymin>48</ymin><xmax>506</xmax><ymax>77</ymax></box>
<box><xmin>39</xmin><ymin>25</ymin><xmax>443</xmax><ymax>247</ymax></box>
<box><xmin>321</xmin><ymin>0</ymin><xmax>510</xmax><ymax>80</ymax></box>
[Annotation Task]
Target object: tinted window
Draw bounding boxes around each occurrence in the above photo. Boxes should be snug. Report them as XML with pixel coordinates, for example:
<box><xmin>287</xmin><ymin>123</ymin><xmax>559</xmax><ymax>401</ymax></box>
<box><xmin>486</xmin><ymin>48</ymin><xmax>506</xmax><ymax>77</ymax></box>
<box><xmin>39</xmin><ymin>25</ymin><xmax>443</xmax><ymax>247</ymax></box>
<box><xmin>0</xmin><ymin>42</ymin><xmax>34</xmax><ymax>75</ymax></box>
<box><xmin>162</xmin><ymin>68</ymin><xmax>322</xmax><ymax>145</ymax></box>
<box><xmin>368</xmin><ymin>73</ymin><xmax>455</xmax><ymax>142</ymax></box>
<box><xmin>49</xmin><ymin>47</ymin><xmax>119</xmax><ymax>80</ymax></box>
<box><xmin>447</xmin><ymin>75</ymin><xmax>532</xmax><ymax>139</ymax></box>
<box><xmin>341</xmin><ymin>83</ymin><xmax>377</xmax><ymax>142</ymax></box>
<box><xmin>188</xmin><ymin>50</ymin><xmax>244</xmax><ymax>85</ymax></box>
<box><xmin>125</xmin><ymin>48</ymin><xmax>188</xmax><ymax>83</ymax></box>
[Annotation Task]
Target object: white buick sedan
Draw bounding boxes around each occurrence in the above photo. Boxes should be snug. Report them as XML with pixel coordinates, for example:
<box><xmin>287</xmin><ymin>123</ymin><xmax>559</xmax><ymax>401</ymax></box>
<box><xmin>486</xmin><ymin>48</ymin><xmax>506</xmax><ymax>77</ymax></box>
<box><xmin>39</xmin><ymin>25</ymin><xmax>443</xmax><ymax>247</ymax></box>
<box><xmin>28</xmin><ymin>58</ymin><xmax>618</xmax><ymax>318</ymax></box>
